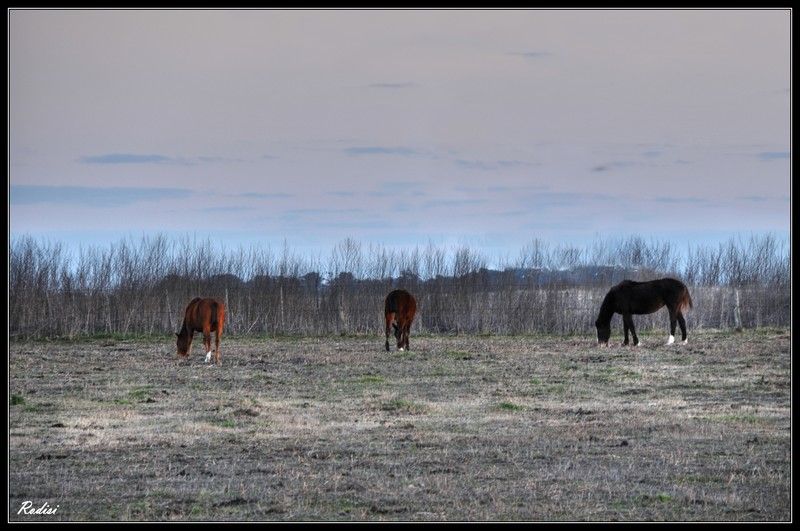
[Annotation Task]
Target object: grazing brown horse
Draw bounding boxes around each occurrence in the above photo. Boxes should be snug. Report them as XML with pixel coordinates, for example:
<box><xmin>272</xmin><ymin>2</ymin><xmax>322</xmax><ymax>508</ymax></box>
<box><xmin>595</xmin><ymin>278</ymin><xmax>693</xmax><ymax>346</ymax></box>
<box><xmin>385</xmin><ymin>289</ymin><xmax>417</xmax><ymax>352</ymax></box>
<box><xmin>176</xmin><ymin>297</ymin><xmax>225</xmax><ymax>365</ymax></box>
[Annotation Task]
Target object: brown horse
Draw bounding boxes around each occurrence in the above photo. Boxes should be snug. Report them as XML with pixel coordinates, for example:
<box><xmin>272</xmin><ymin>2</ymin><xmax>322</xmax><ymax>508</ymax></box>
<box><xmin>595</xmin><ymin>278</ymin><xmax>693</xmax><ymax>346</ymax></box>
<box><xmin>385</xmin><ymin>289</ymin><xmax>417</xmax><ymax>352</ymax></box>
<box><xmin>176</xmin><ymin>297</ymin><xmax>226</xmax><ymax>365</ymax></box>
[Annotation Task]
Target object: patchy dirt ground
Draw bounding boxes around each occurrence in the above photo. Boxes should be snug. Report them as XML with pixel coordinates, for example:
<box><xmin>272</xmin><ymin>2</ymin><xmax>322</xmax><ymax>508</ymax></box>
<box><xmin>9</xmin><ymin>329</ymin><xmax>791</xmax><ymax>522</ymax></box>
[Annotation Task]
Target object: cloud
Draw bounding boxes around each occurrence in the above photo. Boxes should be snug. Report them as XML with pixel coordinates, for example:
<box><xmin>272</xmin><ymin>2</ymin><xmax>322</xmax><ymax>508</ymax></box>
<box><xmin>454</xmin><ymin>159</ymin><xmax>536</xmax><ymax>171</ymax></box>
<box><xmin>422</xmin><ymin>199</ymin><xmax>488</xmax><ymax>209</ymax></box>
<box><xmin>343</xmin><ymin>146</ymin><xmax>422</xmax><ymax>157</ymax></box>
<box><xmin>195</xmin><ymin>156</ymin><xmax>245</xmax><ymax>163</ymax></box>
<box><xmin>757</xmin><ymin>151</ymin><xmax>789</xmax><ymax>161</ymax></box>
<box><xmin>79</xmin><ymin>153</ymin><xmax>177</xmax><ymax>164</ymax></box>
<box><xmin>486</xmin><ymin>184</ymin><xmax>548</xmax><ymax>193</ymax></box>
<box><xmin>283</xmin><ymin>207</ymin><xmax>365</xmax><ymax>217</ymax></box>
<box><xmin>237</xmin><ymin>192</ymin><xmax>293</xmax><ymax>199</ymax></box>
<box><xmin>200</xmin><ymin>206</ymin><xmax>258</xmax><ymax>212</ymax></box>
<box><xmin>10</xmin><ymin>185</ymin><xmax>192</xmax><ymax>207</ymax></box>
<box><xmin>737</xmin><ymin>195</ymin><xmax>789</xmax><ymax>203</ymax></box>
<box><xmin>368</xmin><ymin>180</ymin><xmax>428</xmax><ymax>198</ymax></box>
<box><xmin>325</xmin><ymin>191</ymin><xmax>356</xmax><ymax>197</ymax></box>
<box><xmin>652</xmin><ymin>196</ymin><xmax>709</xmax><ymax>204</ymax></box>
<box><xmin>80</xmin><ymin>153</ymin><xmax>248</xmax><ymax>165</ymax></box>
<box><xmin>509</xmin><ymin>51</ymin><xmax>553</xmax><ymax>59</ymax></box>
<box><xmin>523</xmin><ymin>192</ymin><xmax>617</xmax><ymax>207</ymax></box>
<box><xmin>453</xmin><ymin>184</ymin><xmax>548</xmax><ymax>194</ymax></box>
<box><xmin>591</xmin><ymin>161</ymin><xmax>636</xmax><ymax>172</ymax></box>
<box><xmin>367</xmin><ymin>82</ymin><xmax>417</xmax><ymax>89</ymax></box>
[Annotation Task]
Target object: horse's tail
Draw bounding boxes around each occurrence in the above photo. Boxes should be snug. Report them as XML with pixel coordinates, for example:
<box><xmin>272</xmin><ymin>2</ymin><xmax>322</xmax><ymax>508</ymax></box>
<box><xmin>679</xmin><ymin>287</ymin><xmax>694</xmax><ymax>313</ymax></box>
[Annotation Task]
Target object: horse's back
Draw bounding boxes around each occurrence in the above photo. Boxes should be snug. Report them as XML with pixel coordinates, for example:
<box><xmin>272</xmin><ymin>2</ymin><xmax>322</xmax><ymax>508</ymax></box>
<box><xmin>385</xmin><ymin>289</ymin><xmax>414</xmax><ymax>310</ymax></box>
<box><xmin>184</xmin><ymin>297</ymin><xmax>224</xmax><ymax>330</ymax></box>
<box><xmin>613</xmin><ymin>278</ymin><xmax>690</xmax><ymax>314</ymax></box>
<box><xmin>385</xmin><ymin>290</ymin><xmax>416</xmax><ymax>320</ymax></box>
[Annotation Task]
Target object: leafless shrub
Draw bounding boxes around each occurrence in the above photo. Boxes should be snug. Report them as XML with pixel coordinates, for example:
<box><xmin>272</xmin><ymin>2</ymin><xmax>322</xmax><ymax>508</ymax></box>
<box><xmin>8</xmin><ymin>233</ymin><xmax>789</xmax><ymax>338</ymax></box>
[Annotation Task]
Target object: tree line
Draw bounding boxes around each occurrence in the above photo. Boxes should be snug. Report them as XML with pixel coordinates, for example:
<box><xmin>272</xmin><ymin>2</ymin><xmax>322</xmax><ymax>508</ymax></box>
<box><xmin>8</xmin><ymin>233</ymin><xmax>790</xmax><ymax>339</ymax></box>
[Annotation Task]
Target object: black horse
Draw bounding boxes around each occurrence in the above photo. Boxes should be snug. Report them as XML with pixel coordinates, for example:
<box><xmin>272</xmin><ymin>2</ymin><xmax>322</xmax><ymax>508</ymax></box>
<box><xmin>595</xmin><ymin>278</ymin><xmax>693</xmax><ymax>346</ymax></box>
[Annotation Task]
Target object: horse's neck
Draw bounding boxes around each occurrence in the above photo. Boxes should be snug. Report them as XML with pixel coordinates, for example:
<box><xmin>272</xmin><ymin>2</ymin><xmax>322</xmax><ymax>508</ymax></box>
<box><xmin>597</xmin><ymin>297</ymin><xmax>616</xmax><ymax>324</ymax></box>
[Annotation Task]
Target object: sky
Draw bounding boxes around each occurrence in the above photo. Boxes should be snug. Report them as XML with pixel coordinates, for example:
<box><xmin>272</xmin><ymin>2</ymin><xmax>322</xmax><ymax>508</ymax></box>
<box><xmin>8</xmin><ymin>9</ymin><xmax>791</xmax><ymax>261</ymax></box>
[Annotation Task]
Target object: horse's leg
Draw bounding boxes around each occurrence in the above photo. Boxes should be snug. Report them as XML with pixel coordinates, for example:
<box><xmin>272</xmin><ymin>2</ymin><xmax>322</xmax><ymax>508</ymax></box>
<box><xmin>397</xmin><ymin>322</ymin><xmax>404</xmax><ymax>351</ymax></box>
<box><xmin>677</xmin><ymin>312</ymin><xmax>688</xmax><ymax>344</ymax></box>
<box><xmin>214</xmin><ymin>327</ymin><xmax>222</xmax><ymax>365</ymax></box>
<box><xmin>624</xmin><ymin>314</ymin><xmax>639</xmax><ymax>346</ymax></box>
<box><xmin>622</xmin><ymin>313</ymin><xmax>631</xmax><ymax>345</ymax></box>
<box><xmin>203</xmin><ymin>325</ymin><xmax>213</xmax><ymax>363</ymax></box>
<box><xmin>403</xmin><ymin>324</ymin><xmax>410</xmax><ymax>351</ymax></box>
<box><xmin>215</xmin><ymin>310</ymin><xmax>225</xmax><ymax>365</ymax></box>
<box><xmin>385</xmin><ymin>313</ymin><xmax>394</xmax><ymax>352</ymax></box>
<box><xmin>667</xmin><ymin>308</ymin><xmax>677</xmax><ymax>345</ymax></box>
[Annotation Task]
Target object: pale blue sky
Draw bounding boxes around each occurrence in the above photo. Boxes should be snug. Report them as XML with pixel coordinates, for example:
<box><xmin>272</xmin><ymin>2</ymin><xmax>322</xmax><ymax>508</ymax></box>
<box><xmin>9</xmin><ymin>9</ymin><xmax>791</xmax><ymax>258</ymax></box>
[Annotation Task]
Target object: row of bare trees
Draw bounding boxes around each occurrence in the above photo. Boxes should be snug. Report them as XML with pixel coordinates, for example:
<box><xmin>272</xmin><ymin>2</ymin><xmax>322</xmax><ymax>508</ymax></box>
<box><xmin>8</xmin><ymin>233</ymin><xmax>790</xmax><ymax>339</ymax></box>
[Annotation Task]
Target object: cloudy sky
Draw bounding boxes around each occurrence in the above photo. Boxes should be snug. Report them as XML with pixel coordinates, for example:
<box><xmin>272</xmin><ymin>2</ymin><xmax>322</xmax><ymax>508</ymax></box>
<box><xmin>9</xmin><ymin>9</ymin><xmax>791</xmax><ymax>257</ymax></box>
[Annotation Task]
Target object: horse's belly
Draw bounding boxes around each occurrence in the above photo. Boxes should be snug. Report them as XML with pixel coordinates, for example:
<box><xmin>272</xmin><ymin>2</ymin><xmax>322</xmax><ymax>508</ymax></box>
<box><xmin>631</xmin><ymin>301</ymin><xmax>664</xmax><ymax>315</ymax></box>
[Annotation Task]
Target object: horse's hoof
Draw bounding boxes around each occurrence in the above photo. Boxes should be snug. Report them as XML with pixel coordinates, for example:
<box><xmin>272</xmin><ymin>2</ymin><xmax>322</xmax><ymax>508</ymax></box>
<box><xmin>682</xmin><ymin>339</ymin><xmax>688</xmax><ymax>345</ymax></box>
<box><xmin>399</xmin><ymin>347</ymin><xmax>404</xmax><ymax>351</ymax></box>
<box><xmin>667</xmin><ymin>335</ymin><xmax>675</xmax><ymax>345</ymax></box>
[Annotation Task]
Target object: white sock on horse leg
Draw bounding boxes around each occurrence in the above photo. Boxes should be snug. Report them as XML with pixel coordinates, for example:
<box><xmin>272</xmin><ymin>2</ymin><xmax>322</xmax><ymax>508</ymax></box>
<box><xmin>667</xmin><ymin>335</ymin><xmax>675</xmax><ymax>345</ymax></box>
<box><xmin>205</xmin><ymin>351</ymin><xmax>212</xmax><ymax>363</ymax></box>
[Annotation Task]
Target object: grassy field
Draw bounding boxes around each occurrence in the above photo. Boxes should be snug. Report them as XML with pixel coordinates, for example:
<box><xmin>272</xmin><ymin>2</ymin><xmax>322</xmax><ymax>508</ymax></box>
<box><xmin>8</xmin><ymin>329</ymin><xmax>791</xmax><ymax>521</ymax></box>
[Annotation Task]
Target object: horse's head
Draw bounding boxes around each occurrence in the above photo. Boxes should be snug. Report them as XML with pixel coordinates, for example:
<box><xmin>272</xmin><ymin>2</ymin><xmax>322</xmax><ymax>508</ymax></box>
<box><xmin>176</xmin><ymin>331</ymin><xmax>190</xmax><ymax>357</ymax></box>
<box><xmin>595</xmin><ymin>319</ymin><xmax>610</xmax><ymax>346</ymax></box>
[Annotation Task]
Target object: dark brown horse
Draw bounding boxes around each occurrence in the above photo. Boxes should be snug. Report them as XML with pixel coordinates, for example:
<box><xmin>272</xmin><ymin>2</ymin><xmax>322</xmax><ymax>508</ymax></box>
<box><xmin>176</xmin><ymin>297</ymin><xmax>226</xmax><ymax>365</ymax></box>
<box><xmin>385</xmin><ymin>289</ymin><xmax>417</xmax><ymax>352</ymax></box>
<box><xmin>595</xmin><ymin>278</ymin><xmax>693</xmax><ymax>346</ymax></box>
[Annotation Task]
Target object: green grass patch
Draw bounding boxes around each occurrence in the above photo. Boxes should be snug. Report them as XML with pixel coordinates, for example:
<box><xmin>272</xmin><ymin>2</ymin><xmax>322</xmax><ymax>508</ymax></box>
<box><xmin>678</xmin><ymin>474</ymin><xmax>724</xmax><ymax>485</ymax></box>
<box><xmin>355</xmin><ymin>375</ymin><xmax>386</xmax><ymax>385</ymax></box>
<box><xmin>668</xmin><ymin>355</ymin><xmax>693</xmax><ymax>366</ymax></box>
<box><xmin>128</xmin><ymin>385</ymin><xmax>155</xmax><ymax>402</ymax></box>
<box><xmin>497</xmin><ymin>401</ymin><xmax>524</xmax><ymax>412</ymax></box>
<box><xmin>23</xmin><ymin>403</ymin><xmax>44</xmax><ymax>413</ymax></box>
<box><xmin>634</xmin><ymin>493</ymin><xmax>674</xmax><ymax>506</ymax></box>
<box><xmin>584</xmin><ymin>366</ymin><xmax>643</xmax><ymax>384</ymax></box>
<box><xmin>210</xmin><ymin>418</ymin><xmax>236</xmax><ymax>429</ymax></box>
<box><xmin>705</xmin><ymin>413</ymin><xmax>762</xmax><ymax>424</ymax></box>
<box><xmin>444</xmin><ymin>350</ymin><xmax>473</xmax><ymax>359</ymax></box>
<box><xmin>380</xmin><ymin>398</ymin><xmax>426</xmax><ymax>414</ymax></box>
<box><xmin>10</xmin><ymin>394</ymin><xmax>25</xmax><ymax>406</ymax></box>
<box><xmin>528</xmin><ymin>380</ymin><xmax>566</xmax><ymax>396</ymax></box>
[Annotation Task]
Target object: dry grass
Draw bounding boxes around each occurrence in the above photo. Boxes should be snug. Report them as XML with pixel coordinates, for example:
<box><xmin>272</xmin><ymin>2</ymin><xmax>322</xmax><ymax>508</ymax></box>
<box><xmin>9</xmin><ymin>329</ymin><xmax>791</xmax><ymax>521</ymax></box>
